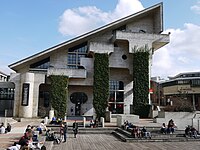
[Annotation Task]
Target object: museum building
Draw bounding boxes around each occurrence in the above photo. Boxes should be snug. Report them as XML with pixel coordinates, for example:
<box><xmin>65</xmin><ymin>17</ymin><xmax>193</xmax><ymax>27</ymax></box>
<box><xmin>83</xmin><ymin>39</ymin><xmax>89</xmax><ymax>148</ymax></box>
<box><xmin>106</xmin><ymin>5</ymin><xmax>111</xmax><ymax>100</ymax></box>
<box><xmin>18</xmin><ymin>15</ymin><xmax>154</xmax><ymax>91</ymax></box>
<box><xmin>8</xmin><ymin>3</ymin><xmax>169</xmax><ymax>118</ymax></box>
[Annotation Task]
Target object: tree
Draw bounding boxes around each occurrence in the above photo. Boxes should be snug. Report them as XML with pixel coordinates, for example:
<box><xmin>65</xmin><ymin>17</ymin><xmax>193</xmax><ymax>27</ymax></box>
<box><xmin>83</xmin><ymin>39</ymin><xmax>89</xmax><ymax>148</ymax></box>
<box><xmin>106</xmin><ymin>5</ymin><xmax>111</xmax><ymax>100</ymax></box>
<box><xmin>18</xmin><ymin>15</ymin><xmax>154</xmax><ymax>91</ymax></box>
<box><xmin>50</xmin><ymin>75</ymin><xmax>68</xmax><ymax>118</ymax></box>
<box><xmin>93</xmin><ymin>53</ymin><xmax>109</xmax><ymax>119</ymax></box>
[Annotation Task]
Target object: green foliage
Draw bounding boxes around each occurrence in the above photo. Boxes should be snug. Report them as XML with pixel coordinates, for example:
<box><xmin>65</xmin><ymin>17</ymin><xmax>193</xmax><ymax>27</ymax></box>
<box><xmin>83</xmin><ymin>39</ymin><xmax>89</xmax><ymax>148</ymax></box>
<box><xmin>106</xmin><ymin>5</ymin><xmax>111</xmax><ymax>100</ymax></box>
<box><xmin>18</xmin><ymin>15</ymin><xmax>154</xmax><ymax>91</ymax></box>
<box><xmin>50</xmin><ymin>75</ymin><xmax>68</xmax><ymax>118</ymax></box>
<box><xmin>93</xmin><ymin>53</ymin><xmax>109</xmax><ymax>119</ymax></box>
<box><xmin>133</xmin><ymin>103</ymin><xmax>151</xmax><ymax>118</ymax></box>
<box><xmin>132</xmin><ymin>45</ymin><xmax>150</xmax><ymax>117</ymax></box>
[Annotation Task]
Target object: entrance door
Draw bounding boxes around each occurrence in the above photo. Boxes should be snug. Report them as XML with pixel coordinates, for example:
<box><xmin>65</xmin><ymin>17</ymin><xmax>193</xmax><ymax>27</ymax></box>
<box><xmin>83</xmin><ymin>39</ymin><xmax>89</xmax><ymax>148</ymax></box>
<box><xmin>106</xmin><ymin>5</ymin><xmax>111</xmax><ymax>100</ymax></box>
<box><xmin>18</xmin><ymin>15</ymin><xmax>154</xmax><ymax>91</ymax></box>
<box><xmin>70</xmin><ymin>92</ymin><xmax>88</xmax><ymax>116</ymax></box>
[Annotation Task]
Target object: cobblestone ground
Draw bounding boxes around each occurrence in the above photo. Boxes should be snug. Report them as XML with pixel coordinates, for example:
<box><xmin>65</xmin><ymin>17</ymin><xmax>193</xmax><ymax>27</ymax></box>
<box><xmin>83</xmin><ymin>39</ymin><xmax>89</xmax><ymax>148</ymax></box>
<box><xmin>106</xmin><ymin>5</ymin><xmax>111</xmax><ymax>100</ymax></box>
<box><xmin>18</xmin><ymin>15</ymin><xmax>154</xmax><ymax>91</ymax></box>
<box><xmin>53</xmin><ymin>134</ymin><xmax>200</xmax><ymax>150</ymax></box>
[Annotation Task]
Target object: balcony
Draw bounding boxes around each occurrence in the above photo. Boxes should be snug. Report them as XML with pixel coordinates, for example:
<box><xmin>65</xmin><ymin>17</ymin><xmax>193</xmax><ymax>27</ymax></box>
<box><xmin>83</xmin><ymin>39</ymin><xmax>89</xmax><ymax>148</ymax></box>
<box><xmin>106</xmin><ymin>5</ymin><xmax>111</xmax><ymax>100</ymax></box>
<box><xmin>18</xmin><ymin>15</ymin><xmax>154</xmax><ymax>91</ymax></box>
<box><xmin>47</xmin><ymin>68</ymin><xmax>87</xmax><ymax>79</ymax></box>
<box><xmin>112</xmin><ymin>30</ymin><xmax>170</xmax><ymax>52</ymax></box>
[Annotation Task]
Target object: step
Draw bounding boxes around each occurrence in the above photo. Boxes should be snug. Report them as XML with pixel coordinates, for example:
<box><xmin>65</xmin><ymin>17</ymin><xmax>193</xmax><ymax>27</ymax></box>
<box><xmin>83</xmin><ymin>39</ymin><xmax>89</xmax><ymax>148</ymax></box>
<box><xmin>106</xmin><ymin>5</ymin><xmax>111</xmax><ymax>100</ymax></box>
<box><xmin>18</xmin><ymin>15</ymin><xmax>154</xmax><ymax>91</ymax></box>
<box><xmin>115</xmin><ymin>128</ymin><xmax>132</xmax><ymax>138</ymax></box>
<box><xmin>113</xmin><ymin>128</ymin><xmax>200</xmax><ymax>142</ymax></box>
<box><xmin>51</xmin><ymin>127</ymin><xmax>116</xmax><ymax>134</ymax></box>
<box><xmin>112</xmin><ymin>131</ymin><xmax>127</xmax><ymax>142</ymax></box>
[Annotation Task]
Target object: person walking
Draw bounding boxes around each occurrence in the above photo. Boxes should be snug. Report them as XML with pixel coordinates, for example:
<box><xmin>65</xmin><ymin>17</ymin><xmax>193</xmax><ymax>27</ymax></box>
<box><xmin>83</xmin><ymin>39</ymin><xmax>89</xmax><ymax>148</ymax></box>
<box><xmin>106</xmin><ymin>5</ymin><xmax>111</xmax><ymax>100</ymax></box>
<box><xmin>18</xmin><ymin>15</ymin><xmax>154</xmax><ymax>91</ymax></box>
<box><xmin>73</xmin><ymin>120</ymin><xmax>78</xmax><ymax>138</ymax></box>
<box><xmin>63</xmin><ymin>122</ymin><xmax>68</xmax><ymax>142</ymax></box>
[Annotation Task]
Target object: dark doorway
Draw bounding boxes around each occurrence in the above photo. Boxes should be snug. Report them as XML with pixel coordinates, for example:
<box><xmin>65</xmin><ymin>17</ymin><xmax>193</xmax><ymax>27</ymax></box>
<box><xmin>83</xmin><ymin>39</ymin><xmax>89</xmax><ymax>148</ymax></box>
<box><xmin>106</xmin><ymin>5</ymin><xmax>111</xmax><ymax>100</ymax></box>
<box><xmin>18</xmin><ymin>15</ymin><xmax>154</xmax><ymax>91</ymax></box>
<box><xmin>38</xmin><ymin>84</ymin><xmax>50</xmax><ymax>117</ymax></box>
<box><xmin>70</xmin><ymin>92</ymin><xmax>88</xmax><ymax>116</ymax></box>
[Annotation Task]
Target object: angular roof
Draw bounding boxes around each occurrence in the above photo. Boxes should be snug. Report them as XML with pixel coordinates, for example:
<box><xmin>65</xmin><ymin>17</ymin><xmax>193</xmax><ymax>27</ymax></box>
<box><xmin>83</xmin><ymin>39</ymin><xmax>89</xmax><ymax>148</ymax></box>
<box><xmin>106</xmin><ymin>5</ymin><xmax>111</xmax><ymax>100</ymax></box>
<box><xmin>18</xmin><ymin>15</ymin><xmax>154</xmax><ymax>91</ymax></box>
<box><xmin>0</xmin><ymin>70</ymin><xmax>8</xmax><ymax>76</ymax></box>
<box><xmin>9</xmin><ymin>2</ymin><xmax>163</xmax><ymax>71</ymax></box>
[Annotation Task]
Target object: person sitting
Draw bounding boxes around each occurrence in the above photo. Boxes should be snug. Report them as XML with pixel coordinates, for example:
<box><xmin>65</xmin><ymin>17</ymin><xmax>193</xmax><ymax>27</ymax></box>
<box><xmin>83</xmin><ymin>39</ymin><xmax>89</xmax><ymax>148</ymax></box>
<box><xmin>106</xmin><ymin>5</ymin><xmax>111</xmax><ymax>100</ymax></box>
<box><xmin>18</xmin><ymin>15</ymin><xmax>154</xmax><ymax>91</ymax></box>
<box><xmin>131</xmin><ymin>126</ymin><xmax>141</xmax><ymax>138</ymax></box>
<box><xmin>122</xmin><ymin>120</ymin><xmax>129</xmax><ymax>130</ymax></box>
<box><xmin>6</xmin><ymin>123</ymin><xmax>12</xmax><ymax>133</ymax></box>
<box><xmin>190</xmin><ymin>126</ymin><xmax>198</xmax><ymax>138</ymax></box>
<box><xmin>18</xmin><ymin>129</ymin><xmax>33</xmax><ymax>147</ymax></box>
<box><xmin>167</xmin><ymin>119</ymin><xmax>176</xmax><ymax>134</ymax></box>
<box><xmin>37</xmin><ymin>120</ymin><xmax>47</xmax><ymax>134</ymax></box>
<box><xmin>161</xmin><ymin>123</ymin><xmax>167</xmax><ymax>134</ymax></box>
<box><xmin>25</xmin><ymin>125</ymin><xmax>31</xmax><ymax>133</ymax></box>
<box><xmin>141</xmin><ymin>126</ymin><xmax>151</xmax><ymax>139</ymax></box>
<box><xmin>0</xmin><ymin>122</ymin><xmax>6</xmax><ymax>134</ymax></box>
<box><xmin>50</xmin><ymin>116</ymin><xmax>57</xmax><ymax>124</ymax></box>
<box><xmin>90</xmin><ymin>120</ymin><xmax>95</xmax><ymax>128</ymax></box>
<box><xmin>56</xmin><ymin>118</ymin><xmax>62</xmax><ymax>125</ymax></box>
<box><xmin>185</xmin><ymin>125</ymin><xmax>191</xmax><ymax>137</ymax></box>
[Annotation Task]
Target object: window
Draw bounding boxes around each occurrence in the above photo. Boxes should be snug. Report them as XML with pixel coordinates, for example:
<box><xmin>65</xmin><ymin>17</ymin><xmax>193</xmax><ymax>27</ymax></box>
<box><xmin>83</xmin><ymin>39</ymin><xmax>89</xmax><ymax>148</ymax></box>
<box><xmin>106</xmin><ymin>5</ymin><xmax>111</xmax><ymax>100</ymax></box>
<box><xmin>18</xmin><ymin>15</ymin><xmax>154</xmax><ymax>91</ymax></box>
<box><xmin>178</xmin><ymin>80</ymin><xmax>190</xmax><ymax>85</ymax></box>
<box><xmin>70</xmin><ymin>92</ymin><xmax>88</xmax><ymax>104</ymax></box>
<box><xmin>0</xmin><ymin>88</ymin><xmax>14</xmax><ymax>100</ymax></box>
<box><xmin>108</xmin><ymin>81</ymin><xmax>124</xmax><ymax>114</ymax></box>
<box><xmin>30</xmin><ymin>57</ymin><xmax>50</xmax><ymax>69</ymax></box>
<box><xmin>191</xmin><ymin>79</ymin><xmax>200</xmax><ymax>87</ymax></box>
<box><xmin>67</xmin><ymin>43</ymin><xmax>88</xmax><ymax>69</ymax></box>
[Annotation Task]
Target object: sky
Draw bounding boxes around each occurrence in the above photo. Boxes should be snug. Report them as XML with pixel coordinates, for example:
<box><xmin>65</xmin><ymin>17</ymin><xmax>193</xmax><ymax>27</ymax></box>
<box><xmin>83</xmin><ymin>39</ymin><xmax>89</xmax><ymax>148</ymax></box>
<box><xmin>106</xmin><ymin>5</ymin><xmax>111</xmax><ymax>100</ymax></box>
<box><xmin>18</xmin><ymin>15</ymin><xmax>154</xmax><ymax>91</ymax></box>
<box><xmin>0</xmin><ymin>0</ymin><xmax>200</xmax><ymax>79</ymax></box>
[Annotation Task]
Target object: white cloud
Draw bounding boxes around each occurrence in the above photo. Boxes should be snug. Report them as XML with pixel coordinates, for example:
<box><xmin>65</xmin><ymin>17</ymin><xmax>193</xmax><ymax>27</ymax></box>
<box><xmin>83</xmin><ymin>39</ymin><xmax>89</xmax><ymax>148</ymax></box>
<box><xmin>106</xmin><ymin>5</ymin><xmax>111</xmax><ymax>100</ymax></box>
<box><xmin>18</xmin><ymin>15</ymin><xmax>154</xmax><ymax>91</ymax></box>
<box><xmin>152</xmin><ymin>23</ymin><xmax>200</xmax><ymax>79</ymax></box>
<box><xmin>191</xmin><ymin>0</ymin><xmax>200</xmax><ymax>14</ymax></box>
<box><xmin>58</xmin><ymin>0</ymin><xmax>144</xmax><ymax>36</ymax></box>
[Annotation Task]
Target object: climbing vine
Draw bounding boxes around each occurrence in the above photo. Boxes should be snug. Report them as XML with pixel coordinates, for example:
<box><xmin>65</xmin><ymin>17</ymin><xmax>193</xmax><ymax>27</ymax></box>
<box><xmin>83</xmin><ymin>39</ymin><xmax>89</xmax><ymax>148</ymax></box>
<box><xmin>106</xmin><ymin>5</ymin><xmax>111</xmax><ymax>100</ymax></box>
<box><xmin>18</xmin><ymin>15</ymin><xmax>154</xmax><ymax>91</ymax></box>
<box><xmin>50</xmin><ymin>75</ymin><xmax>68</xmax><ymax>118</ymax></box>
<box><xmin>133</xmin><ymin>45</ymin><xmax>151</xmax><ymax>117</ymax></box>
<box><xmin>93</xmin><ymin>53</ymin><xmax>109</xmax><ymax>119</ymax></box>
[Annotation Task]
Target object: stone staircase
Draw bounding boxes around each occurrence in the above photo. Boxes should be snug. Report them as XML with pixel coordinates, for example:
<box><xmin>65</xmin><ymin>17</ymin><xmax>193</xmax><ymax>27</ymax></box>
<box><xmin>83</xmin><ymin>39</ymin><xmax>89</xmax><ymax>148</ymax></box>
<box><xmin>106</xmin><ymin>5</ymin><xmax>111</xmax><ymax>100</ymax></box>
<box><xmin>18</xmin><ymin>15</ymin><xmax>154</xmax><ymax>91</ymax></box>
<box><xmin>112</xmin><ymin>127</ymin><xmax>200</xmax><ymax>142</ymax></box>
<box><xmin>49</xmin><ymin>125</ymin><xmax>116</xmax><ymax>135</ymax></box>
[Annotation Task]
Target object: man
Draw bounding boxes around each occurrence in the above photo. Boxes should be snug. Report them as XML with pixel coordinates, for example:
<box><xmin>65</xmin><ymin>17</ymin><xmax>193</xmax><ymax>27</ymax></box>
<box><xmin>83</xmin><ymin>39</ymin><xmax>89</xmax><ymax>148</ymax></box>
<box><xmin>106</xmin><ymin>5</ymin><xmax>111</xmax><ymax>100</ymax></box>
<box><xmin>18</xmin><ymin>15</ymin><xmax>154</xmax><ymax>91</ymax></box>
<box><xmin>63</xmin><ymin>122</ymin><xmax>68</xmax><ymax>142</ymax></box>
<box><xmin>72</xmin><ymin>120</ymin><xmax>78</xmax><ymax>138</ymax></box>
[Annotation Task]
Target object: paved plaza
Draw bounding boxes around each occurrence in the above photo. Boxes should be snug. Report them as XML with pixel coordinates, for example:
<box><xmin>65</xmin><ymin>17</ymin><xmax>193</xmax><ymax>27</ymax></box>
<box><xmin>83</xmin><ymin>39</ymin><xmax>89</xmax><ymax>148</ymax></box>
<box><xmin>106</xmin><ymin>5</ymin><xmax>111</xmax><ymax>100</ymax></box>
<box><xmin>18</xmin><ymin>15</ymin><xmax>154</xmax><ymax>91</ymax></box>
<box><xmin>53</xmin><ymin>134</ymin><xmax>200</xmax><ymax>150</ymax></box>
<box><xmin>1</xmin><ymin>119</ymin><xmax>200</xmax><ymax>150</ymax></box>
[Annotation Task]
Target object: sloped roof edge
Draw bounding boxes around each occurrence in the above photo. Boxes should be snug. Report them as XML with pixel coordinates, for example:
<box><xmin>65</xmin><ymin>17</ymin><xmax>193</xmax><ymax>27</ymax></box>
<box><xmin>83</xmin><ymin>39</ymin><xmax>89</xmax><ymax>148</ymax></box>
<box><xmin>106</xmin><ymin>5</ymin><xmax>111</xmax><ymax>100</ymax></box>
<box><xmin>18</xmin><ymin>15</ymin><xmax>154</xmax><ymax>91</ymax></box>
<box><xmin>9</xmin><ymin>2</ymin><xmax>163</xmax><ymax>70</ymax></box>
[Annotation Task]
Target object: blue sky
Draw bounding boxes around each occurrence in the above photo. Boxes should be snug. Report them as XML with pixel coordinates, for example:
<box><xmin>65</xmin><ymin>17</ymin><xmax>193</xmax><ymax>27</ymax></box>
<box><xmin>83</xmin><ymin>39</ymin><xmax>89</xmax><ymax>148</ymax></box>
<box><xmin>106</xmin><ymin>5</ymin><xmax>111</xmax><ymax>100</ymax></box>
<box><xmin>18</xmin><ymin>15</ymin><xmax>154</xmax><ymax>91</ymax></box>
<box><xmin>0</xmin><ymin>0</ymin><xmax>200</xmax><ymax>79</ymax></box>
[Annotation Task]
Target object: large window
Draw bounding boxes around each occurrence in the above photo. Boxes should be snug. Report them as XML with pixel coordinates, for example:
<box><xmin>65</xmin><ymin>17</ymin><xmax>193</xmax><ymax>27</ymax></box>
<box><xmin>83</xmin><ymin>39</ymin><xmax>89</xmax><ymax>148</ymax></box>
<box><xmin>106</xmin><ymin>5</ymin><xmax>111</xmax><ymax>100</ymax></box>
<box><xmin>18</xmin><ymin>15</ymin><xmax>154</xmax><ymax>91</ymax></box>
<box><xmin>191</xmin><ymin>79</ymin><xmax>200</xmax><ymax>87</ymax></box>
<box><xmin>30</xmin><ymin>57</ymin><xmax>50</xmax><ymax>69</ymax></box>
<box><xmin>67</xmin><ymin>43</ymin><xmax>88</xmax><ymax>69</ymax></box>
<box><xmin>108</xmin><ymin>81</ymin><xmax>124</xmax><ymax>114</ymax></box>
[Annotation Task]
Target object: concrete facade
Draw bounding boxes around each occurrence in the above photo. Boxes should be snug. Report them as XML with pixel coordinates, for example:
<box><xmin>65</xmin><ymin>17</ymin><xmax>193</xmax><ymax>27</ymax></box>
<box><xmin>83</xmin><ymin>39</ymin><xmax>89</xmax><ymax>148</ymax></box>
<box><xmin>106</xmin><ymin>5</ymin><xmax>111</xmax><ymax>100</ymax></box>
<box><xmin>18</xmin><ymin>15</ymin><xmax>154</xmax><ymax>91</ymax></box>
<box><xmin>8</xmin><ymin>3</ymin><xmax>169</xmax><ymax>118</ymax></box>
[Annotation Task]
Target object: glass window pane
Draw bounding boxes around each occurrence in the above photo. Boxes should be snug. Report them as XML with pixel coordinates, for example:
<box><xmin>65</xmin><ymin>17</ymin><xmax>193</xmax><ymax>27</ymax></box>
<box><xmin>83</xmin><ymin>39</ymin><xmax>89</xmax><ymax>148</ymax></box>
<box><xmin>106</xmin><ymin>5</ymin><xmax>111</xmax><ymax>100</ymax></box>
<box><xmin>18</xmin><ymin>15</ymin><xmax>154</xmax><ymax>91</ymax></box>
<box><xmin>116</xmin><ymin>92</ymin><xmax>124</xmax><ymax>102</ymax></box>
<box><xmin>116</xmin><ymin>104</ymin><xmax>123</xmax><ymax>114</ymax></box>
<box><xmin>109</xmin><ymin>92</ymin><xmax>115</xmax><ymax>102</ymax></box>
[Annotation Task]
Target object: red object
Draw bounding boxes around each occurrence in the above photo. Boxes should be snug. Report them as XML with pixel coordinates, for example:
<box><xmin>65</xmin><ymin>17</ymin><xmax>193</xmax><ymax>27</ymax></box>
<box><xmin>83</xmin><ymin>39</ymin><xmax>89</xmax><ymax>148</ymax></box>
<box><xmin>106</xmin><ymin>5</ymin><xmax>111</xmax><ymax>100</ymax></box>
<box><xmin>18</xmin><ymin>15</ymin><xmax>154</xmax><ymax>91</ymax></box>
<box><xmin>149</xmin><ymin>88</ymin><xmax>153</xmax><ymax>93</ymax></box>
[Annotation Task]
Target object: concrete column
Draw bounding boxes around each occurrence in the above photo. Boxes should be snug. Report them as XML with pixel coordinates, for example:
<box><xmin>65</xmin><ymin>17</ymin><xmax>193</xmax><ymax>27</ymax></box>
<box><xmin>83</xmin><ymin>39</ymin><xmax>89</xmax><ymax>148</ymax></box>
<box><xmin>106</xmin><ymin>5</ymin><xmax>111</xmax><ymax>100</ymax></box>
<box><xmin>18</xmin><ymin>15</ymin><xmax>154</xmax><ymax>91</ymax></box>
<box><xmin>100</xmin><ymin>117</ymin><xmax>105</xmax><ymax>128</ymax></box>
<box><xmin>19</xmin><ymin>73</ymin><xmax>34</xmax><ymax>118</ymax></box>
<box><xmin>193</xmin><ymin>94</ymin><xmax>196</xmax><ymax>111</ymax></box>
<box><xmin>83</xmin><ymin>117</ymin><xmax>86</xmax><ymax>128</ymax></box>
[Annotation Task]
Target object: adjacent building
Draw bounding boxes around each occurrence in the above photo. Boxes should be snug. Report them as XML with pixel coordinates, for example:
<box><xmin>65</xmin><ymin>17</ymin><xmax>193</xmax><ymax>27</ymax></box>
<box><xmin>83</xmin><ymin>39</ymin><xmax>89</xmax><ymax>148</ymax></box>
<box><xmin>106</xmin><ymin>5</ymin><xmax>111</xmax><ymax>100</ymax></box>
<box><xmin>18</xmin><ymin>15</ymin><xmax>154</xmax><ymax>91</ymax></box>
<box><xmin>0</xmin><ymin>71</ymin><xmax>14</xmax><ymax>116</ymax></box>
<box><xmin>8</xmin><ymin>3</ymin><xmax>169</xmax><ymax>118</ymax></box>
<box><xmin>0</xmin><ymin>71</ymin><xmax>8</xmax><ymax>82</ymax></box>
<box><xmin>161</xmin><ymin>72</ymin><xmax>200</xmax><ymax>110</ymax></box>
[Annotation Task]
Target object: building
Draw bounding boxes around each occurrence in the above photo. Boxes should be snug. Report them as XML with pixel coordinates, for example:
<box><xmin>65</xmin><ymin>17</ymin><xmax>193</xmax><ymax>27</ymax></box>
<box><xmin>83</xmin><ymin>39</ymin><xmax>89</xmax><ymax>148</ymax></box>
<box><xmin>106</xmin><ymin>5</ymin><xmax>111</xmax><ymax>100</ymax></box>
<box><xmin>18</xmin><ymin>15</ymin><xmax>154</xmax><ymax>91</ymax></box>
<box><xmin>0</xmin><ymin>71</ymin><xmax>14</xmax><ymax>116</ymax></box>
<box><xmin>0</xmin><ymin>71</ymin><xmax>8</xmax><ymax>82</ymax></box>
<box><xmin>161</xmin><ymin>72</ymin><xmax>200</xmax><ymax>110</ymax></box>
<box><xmin>150</xmin><ymin>76</ymin><xmax>166</xmax><ymax>107</ymax></box>
<box><xmin>8</xmin><ymin>3</ymin><xmax>169</xmax><ymax>118</ymax></box>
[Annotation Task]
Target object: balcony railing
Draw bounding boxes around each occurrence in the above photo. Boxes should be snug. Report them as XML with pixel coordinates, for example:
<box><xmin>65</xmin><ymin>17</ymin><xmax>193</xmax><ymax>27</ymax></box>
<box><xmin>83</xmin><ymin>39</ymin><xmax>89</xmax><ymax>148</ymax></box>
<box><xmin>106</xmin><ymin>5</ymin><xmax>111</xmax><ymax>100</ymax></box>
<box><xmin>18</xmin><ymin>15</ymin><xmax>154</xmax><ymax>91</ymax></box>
<box><xmin>47</xmin><ymin>68</ymin><xmax>87</xmax><ymax>78</ymax></box>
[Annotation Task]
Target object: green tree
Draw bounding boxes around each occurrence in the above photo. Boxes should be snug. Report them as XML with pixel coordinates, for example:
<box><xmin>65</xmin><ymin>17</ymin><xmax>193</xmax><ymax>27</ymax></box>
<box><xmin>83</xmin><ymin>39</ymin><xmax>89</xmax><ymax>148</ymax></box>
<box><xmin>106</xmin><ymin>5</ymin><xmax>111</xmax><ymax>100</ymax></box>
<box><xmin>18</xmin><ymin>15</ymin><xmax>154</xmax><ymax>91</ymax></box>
<box><xmin>50</xmin><ymin>75</ymin><xmax>68</xmax><ymax>118</ymax></box>
<box><xmin>93</xmin><ymin>53</ymin><xmax>109</xmax><ymax>120</ymax></box>
<box><xmin>132</xmin><ymin>45</ymin><xmax>151</xmax><ymax>117</ymax></box>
